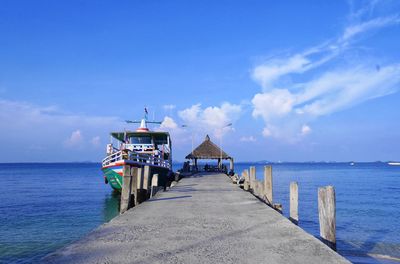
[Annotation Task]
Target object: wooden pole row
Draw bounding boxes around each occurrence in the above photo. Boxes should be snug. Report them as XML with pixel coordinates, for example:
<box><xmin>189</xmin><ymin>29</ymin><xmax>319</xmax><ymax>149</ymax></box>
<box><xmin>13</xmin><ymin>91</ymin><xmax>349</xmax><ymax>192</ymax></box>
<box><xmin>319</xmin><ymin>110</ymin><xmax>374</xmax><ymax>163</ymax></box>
<box><xmin>120</xmin><ymin>165</ymin><xmax>159</xmax><ymax>214</ymax></box>
<box><xmin>234</xmin><ymin>165</ymin><xmax>336</xmax><ymax>251</ymax></box>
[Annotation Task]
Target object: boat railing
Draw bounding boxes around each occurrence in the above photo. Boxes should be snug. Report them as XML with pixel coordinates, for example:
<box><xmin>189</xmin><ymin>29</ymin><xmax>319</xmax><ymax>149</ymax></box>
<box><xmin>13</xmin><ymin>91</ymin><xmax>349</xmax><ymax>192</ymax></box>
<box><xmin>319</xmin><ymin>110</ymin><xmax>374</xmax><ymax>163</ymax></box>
<box><xmin>124</xmin><ymin>143</ymin><xmax>154</xmax><ymax>152</ymax></box>
<box><xmin>102</xmin><ymin>150</ymin><xmax>171</xmax><ymax>169</ymax></box>
<box><xmin>128</xmin><ymin>151</ymin><xmax>170</xmax><ymax>168</ymax></box>
<box><xmin>102</xmin><ymin>150</ymin><xmax>123</xmax><ymax>166</ymax></box>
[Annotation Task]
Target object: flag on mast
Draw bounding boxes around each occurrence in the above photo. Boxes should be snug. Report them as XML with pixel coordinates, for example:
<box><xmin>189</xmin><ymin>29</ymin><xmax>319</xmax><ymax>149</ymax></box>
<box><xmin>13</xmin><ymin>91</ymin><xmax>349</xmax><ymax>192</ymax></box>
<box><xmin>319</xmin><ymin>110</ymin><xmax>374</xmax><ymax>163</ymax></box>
<box><xmin>144</xmin><ymin>107</ymin><xmax>148</xmax><ymax>120</ymax></box>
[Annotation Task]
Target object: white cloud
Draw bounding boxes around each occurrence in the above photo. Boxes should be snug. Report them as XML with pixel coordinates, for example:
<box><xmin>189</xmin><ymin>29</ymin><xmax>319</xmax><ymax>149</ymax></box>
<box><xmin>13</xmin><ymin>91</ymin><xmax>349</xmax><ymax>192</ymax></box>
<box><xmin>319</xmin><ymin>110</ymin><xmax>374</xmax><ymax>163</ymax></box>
<box><xmin>178</xmin><ymin>104</ymin><xmax>201</xmax><ymax>124</ymax></box>
<box><xmin>252</xmin><ymin>12</ymin><xmax>400</xmax><ymax>92</ymax></box>
<box><xmin>240</xmin><ymin>136</ymin><xmax>257</xmax><ymax>142</ymax></box>
<box><xmin>296</xmin><ymin>65</ymin><xmax>400</xmax><ymax>116</ymax></box>
<box><xmin>252</xmin><ymin>54</ymin><xmax>310</xmax><ymax>89</ymax></box>
<box><xmin>253</xmin><ymin>63</ymin><xmax>400</xmax><ymax>139</ymax></box>
<box><xmin>178</xmin><ymin>102</ymin><xmax>242</xmax><ymax>138</ymax></box>
<box><xmin>91</xmin><ymin>136</ymin><xmax>101</xmax><ymax>147</ymax></box>
<box><xmin>163</xmin><ymin>104</ymin><xmax>176</xmax><ymax>111</ymax></box>
<box><xmin>262</xmin><ymin>127</ymin><xmax>273</xmax><ymax>138</ymax></box>
<box><xmin>301</xmin><ymin>125</ymin><xmax>311</xmax><ymax>136</ymax></box>
<box><xmin>65</xmin><ymin>130</ymin><xmax>83</xmax><ymax>147</ymax></box>
<box><xmin>160</xmin><ymin>116</ymin><xmax>179</xmax><ymax>130</ymax></box>
<box><xmin>251</xmin><ymin>4</ymin><xmax>400</xmax><ymax>141</ymax></box>
<box><xmin>0</xmin><ymin>98</ymin><xmax>122</xmax><ymax>161</ymax></box>
<box><xmin>341</xmin><ymin>15</ymin><xmax>400</xmax><ymax>42</ymax></box>
<box><xmin>252</xmin><ymin>89</ymin><xmax>296</xmax><ymax>120</ymax></box>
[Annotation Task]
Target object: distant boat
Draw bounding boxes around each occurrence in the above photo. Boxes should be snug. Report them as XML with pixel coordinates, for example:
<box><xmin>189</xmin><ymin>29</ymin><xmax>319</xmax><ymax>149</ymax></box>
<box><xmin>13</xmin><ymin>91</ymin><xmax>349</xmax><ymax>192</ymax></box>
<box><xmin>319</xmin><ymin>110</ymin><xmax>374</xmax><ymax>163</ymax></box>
<box><xmin>388</xmin><ymin>162</ymin><xmax>400</xmax><ymax>166</ymax></box>
<box><xmin>350</xmin><ymin>162</ymin><xmax>355</xmax><ymax>166</ymax></box>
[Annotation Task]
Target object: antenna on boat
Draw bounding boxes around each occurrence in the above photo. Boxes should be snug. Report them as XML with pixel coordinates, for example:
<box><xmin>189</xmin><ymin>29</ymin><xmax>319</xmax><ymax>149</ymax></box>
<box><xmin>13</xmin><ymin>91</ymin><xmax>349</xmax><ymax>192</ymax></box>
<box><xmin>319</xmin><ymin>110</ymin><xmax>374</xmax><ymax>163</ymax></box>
<box><xmin>125</xmin><ymin>108</ymin><xmax>162</xmax><ymax>132</ymax></box>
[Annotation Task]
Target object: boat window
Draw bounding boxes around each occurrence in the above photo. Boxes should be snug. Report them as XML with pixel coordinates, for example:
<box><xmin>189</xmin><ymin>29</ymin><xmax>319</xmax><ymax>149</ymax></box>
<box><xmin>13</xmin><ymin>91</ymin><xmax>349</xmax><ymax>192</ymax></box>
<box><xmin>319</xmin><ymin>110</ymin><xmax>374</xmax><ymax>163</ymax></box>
<box><xmin>154</xmin><ymin>135</ymin><xmax>168</xmax><ymax>145</ymax></box>
<box><xmin>130</xmin><ymin>136</ymin><xmax>152</xmax><ymax>144</ymax></box>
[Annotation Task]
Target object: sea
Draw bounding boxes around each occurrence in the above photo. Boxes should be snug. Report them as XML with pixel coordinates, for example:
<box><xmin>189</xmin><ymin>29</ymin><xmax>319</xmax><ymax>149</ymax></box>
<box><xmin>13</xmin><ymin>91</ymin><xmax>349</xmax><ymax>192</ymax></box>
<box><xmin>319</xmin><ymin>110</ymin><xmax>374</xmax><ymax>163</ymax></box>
<box><xmin>0</xmin><ymin>162</ymin><xmax>399</xmax><ymax>264</ymax></box>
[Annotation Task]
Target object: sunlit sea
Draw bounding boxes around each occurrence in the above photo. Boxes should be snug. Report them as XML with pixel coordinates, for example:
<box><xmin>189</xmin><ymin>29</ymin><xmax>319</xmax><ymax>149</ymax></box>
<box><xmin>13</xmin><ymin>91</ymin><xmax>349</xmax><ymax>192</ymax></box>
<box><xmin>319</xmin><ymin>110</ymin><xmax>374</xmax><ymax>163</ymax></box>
<box><xmin>0</xmin><ymin>162</ymin><xmax>399</xmax><ymax>263</ymax></box>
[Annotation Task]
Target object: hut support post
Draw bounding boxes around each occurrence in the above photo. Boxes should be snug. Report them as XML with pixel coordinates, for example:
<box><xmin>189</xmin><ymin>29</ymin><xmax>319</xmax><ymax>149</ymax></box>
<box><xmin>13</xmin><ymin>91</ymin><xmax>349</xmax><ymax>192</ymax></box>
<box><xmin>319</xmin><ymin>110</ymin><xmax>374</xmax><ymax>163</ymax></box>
<box><xmin>290</xmin><ymin>182</ymin><xmax>299</xmax><ymax>224</ymax></box>
<box><xmin>318</xmin><ymin>186</ymin><xmax>336</xmax><ymax>250</ymax></box>
<box><xmin>229</xmin><ymin>158</ymin><xmax>234</xmax><ymax>172</ymax></box>
<box><xmin>264</xmin><ymin>166</ymin><xmax>273</xmax><ymax>205</ymax></box>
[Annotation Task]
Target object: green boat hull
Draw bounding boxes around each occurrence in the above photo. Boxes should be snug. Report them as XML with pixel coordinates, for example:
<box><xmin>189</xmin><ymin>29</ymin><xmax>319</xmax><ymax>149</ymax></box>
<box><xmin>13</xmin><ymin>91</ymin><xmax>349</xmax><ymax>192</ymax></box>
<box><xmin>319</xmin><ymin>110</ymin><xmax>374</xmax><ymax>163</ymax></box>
<box><xmin>102</xmin><ymin>164</ymin><xmax>171</xmax><ymax>192</ymax></box>
<box><xmin>102</xmin><ymin>167</ymin><xmax>123</xmax><ymax>191</ymax></box>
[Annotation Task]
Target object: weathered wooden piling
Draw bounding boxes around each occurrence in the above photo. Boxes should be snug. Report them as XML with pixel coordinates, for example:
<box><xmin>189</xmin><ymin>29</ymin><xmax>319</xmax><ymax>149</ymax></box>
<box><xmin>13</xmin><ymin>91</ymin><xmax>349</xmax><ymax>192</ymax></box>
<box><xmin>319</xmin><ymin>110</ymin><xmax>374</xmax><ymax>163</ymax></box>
<box><xmin>150</xmin><ymin>173</ymin><xmax>159</xmax><ymax>198</ymax></box>
<box><xmin>134</xmin><ymin>167</ymin><xmax>143</xmax><ymax>204</ymax></box>
<box><xmin>143</xmin><ymin>165</ymin><xmax>150</xmax><ymax>191</ymax></box>
<box><xmin>264</xmin><ymin>166</ymin><xmax>273</xmax><ymax>205</ymax></box>
<box><xmin>257</xmin><ymin>181</ymin><xmax>265</xmax><ymax>197</ymax></box>
<box><xmin>130</xmin><ymin>167</ymin><xmax>139</xmax><ymax>208</ymax></box>
<box><xmin>243</xmin><ymin>169</ymin><xmax>250</xmax><ymax>191</ymax></box>
<box><xmin>249</xmin><ymin>166</ymin><xmax>256</xmax><ymax>190</ymax></box>
<box><xmin>120</xmin><ymin>165</ymin><xmax>132</xmax><ymax>214</ymax></box>
<box><xmin>136</xmin><ymin>166</ymin><xmax>152</xmax><ymax>204</ymax></box>
<box><xmin>290</xmin><ymin>182</ymin><xmax>299</xmax><ymax>224</ymax></box>
<box><xmin>318</xmin><ymin>186</ymin><xmax>336</xmax><ymax>250</ymax></box>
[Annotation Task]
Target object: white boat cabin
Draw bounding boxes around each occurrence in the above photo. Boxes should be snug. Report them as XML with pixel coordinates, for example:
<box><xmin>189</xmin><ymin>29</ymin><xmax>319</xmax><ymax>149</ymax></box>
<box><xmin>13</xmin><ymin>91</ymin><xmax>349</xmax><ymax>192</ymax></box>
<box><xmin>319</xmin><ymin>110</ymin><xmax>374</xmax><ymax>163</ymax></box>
<box><xmin>102</xmin><ymin>119</ymin><xmax>172</xmax><ymax>169</ymax></box>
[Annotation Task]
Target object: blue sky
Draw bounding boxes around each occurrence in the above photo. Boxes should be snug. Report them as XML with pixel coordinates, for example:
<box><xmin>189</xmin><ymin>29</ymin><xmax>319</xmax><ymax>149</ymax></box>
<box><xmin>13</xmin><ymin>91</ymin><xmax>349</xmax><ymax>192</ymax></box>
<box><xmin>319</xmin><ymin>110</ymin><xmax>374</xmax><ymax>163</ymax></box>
<box><xmin>1</xmin><ymin>0</ymin><xmax>400</xmax><ymax>162</ymax></box>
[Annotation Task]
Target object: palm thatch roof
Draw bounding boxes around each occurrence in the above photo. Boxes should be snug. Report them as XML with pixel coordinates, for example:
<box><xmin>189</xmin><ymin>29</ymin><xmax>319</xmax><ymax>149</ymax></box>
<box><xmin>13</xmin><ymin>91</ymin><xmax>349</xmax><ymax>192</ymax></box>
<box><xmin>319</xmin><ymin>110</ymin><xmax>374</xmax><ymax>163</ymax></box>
<box><xmin>185</xmin><ymin>135</ymin><xmax>232</xmax><ymax>160</ymax></box>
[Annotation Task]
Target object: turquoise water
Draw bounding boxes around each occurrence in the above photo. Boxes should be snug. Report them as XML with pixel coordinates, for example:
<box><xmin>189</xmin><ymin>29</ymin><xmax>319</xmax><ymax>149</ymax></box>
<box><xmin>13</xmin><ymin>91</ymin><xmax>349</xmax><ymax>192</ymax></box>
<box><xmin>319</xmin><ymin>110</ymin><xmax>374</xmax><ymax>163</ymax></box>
<box><xmin>0</xmin><ymin>163</ymin><xmax>120</xmax><ymax>264</ymax></box>
<box><xmin>233</xmin><ymin>162</ymin><xmax>400</xmax><ymax>264</ymax></box>
<box><xmin>0</xmin><ymin>162</ymin><xmax>399</xmax><ymax>263</ymax></box>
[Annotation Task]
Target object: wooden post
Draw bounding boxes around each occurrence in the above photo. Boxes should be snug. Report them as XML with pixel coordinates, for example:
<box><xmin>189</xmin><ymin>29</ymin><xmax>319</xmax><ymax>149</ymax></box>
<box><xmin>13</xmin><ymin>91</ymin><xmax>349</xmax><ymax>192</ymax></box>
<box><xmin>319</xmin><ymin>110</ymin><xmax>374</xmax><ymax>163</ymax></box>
<box><xmin>229</xmin><ymin>158</ymin><xmax>234</xmax><ymax>171</ymax></box>
<box><xmin>136</xmin><ymin>167</ymin><xmax>147</xmax><ymax>204</ymax></box>
<box><xmin>150</xmin><ymin>173</ymin><xmax>158</xmax><ymax>198</ymax></box>
<box><xmin>290</xmin><ymin>182</ymin><xmax>299</xmax><ymax>224</ymax></box>
<box><xmin>255</xmin><ymin>180</ymin><xmax>263</xmax><ymax>197</ymax></box>
<box><xmin>120</xmin><ymin>165</ymin><xmax>132</xmax><ymax>214</ymax></box>
<box><xmin>318</xmin><ymin>186</ymin><xmax>336</xmax><ymax>250</ymax></box>
<box><xmin>243</xmin><ymin>169</ymin><xmax>250</xmax><ymax>191</ymax></box>
<box><xmin>137</xmin><ymin>167</ymin><xmax>143</xmax><ymax>189</ymax></box>
<box><xmin>264</xmin><ymin>166</ymin><xmax>273</xmax><ymax>205</ymax></box>
<box><xmin>143</xmin><ymin>165</ymin><xmax>150</xmax><ymax>193</ymax></box>
<box><xmin>130</xmin><ymin>166</ymin><xmax>138</xmax><ymax>207</ymax></box>
<box><xmin>249</xmin><ymin>166</ymin><xmax>256</xmax><ymax>190</ymax></box>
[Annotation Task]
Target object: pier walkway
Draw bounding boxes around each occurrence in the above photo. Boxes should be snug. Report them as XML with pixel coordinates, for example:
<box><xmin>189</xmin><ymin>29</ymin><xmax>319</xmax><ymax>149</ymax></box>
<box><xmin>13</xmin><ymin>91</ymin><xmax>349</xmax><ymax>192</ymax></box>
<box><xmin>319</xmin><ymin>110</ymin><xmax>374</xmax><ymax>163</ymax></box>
<box><xmin>44</xmin><ymin>172</ymin><xmax>350</xmax><ymax>264</ymax></box>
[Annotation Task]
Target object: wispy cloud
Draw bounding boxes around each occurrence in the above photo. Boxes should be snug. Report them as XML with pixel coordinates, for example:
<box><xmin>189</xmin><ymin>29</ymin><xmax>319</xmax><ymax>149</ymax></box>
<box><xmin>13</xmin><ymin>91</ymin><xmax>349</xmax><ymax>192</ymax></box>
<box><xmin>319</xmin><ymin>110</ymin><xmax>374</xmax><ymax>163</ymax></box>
<box><xmin>91</xmin><ymin>136</ymin><xmax>101</xmax><ymax>147</ymax></box>
<box><xmin>341</xmin><ymin>15</ymin><xmax>400</xmax><ymax>42</ymax></box>
<box><xmin>251</xmin><ymin>2</ymin><xmax>400</xmax><ymax>140</ymax></box>
<box><xmin>163</xmin><ymin>104</ymin><xmax>176</xmax><ymax>111</ymax></box>
<box><xmin>240</xmin><ymin>136</ymin><xmax>257</xmax><ymax>142</ymax></box>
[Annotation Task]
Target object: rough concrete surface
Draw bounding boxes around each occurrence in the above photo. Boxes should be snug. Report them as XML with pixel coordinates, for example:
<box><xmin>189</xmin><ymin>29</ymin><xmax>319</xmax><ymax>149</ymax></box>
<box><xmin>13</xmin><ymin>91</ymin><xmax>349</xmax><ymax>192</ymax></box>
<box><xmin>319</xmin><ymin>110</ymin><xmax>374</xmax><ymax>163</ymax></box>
<box><xmin>43</xmin><ymin>173</ymin><xmax>350</xmax><ymax>264</ymax></box>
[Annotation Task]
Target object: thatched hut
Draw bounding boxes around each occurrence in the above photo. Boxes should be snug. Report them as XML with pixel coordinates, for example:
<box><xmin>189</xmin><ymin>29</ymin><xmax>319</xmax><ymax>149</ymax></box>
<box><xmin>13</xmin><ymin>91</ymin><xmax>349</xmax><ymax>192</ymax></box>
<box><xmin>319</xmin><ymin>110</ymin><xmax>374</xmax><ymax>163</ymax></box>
<box><xmin>185</xmin><ymin>135</ymin><xmax>234</xmax><ymax>172</ymax></box>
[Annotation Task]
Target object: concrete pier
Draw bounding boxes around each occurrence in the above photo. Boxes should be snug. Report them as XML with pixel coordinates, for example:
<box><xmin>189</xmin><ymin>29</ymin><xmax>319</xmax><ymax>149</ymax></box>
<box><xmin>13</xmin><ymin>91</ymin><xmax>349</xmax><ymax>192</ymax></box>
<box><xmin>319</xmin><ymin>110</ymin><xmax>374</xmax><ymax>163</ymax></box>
<box><xmin>44</xmin><ymin>173</ymin><xmax>350</xmax><ymax>264</ymax></box>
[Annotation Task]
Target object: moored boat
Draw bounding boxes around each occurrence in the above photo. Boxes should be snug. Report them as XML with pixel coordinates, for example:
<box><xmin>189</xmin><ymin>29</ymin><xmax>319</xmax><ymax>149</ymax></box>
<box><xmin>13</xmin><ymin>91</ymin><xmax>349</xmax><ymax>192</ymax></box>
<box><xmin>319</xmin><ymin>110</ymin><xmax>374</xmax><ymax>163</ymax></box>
<box><xmin>101</xmin><ymin>115</ymin><xmax>173</xmax><ymax>192</ymax></box>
